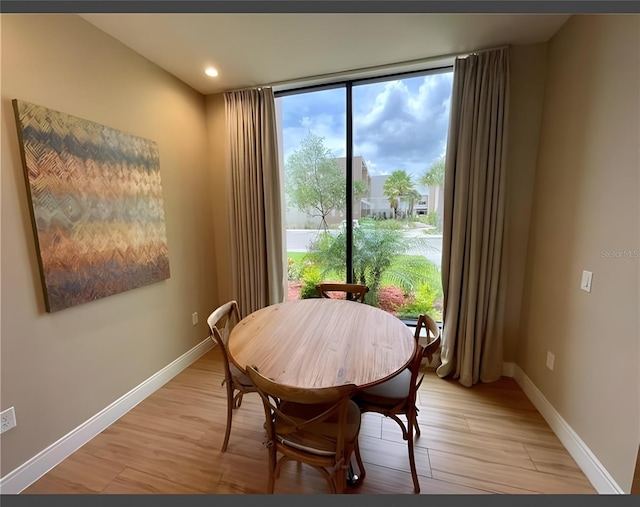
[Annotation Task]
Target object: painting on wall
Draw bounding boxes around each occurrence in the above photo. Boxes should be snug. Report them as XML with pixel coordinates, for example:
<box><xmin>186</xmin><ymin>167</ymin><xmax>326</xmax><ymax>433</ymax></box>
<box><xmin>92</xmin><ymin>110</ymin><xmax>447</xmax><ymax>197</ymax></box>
<box><xmin>12</xmin><ymin>99</ymin><xmax>171</xmax><ymax>312</ymax></box>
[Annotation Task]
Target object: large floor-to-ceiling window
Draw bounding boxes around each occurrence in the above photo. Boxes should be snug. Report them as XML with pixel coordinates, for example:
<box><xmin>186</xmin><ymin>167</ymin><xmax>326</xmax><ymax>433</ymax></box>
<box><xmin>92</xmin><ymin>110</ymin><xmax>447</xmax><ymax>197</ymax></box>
<box><xmin>276</xmin><ymin>67</ymin><xmax>453</xmax><ymax>321</ymax></box>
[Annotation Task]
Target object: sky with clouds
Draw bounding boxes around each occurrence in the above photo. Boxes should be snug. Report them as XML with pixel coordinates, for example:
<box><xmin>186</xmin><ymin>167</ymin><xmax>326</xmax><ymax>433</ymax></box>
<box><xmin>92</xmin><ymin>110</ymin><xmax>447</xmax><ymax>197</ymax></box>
<box><xmin>277</xmin><ymin>69</ymin><xmax>454</xmax><ymax>181</ymax></box>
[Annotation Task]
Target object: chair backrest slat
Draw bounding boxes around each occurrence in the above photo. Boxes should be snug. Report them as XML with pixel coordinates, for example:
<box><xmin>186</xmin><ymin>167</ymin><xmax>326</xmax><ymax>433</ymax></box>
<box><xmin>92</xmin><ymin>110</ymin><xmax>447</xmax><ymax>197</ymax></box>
<box><xmin>207</xmin><ymin>300</ymin><xmax>240</xmax><ymax>345</ymax></box>
<box><xmin>414</xmin><ymin>314</ymin><xmax>441</xmax><ymax>362</ymax></box>
<box><xmin>408</xmin><ymin>344</ymin><xmax>425</xmax><ymax>402</ymax></box>
<box><xmin>207</xmin><ymin>300</ymin><xmax>241</xmax><ymax>382</ymax></box>
<box><xmin>316</xmin><ymin>283</ymin><xmax>369</xmax><ymax>303</ymax></box>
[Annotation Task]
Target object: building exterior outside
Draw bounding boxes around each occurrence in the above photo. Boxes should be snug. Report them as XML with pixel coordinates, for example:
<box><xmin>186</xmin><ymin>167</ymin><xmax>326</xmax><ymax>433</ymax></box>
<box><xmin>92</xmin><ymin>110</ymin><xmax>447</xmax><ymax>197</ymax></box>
<box><xmin>414</xmin><ymin>184</ymin><xmax>430</xmax><ymax>217</ymax></box>
<box><xmin>368</xmin><ymin>175</ymin><xmax>393</xmax><ymax>219</ymax></box>
<box><xmin>369</xmin><ymin>175</ymin><xmax>432</xmax><ymax>220</ymax></box>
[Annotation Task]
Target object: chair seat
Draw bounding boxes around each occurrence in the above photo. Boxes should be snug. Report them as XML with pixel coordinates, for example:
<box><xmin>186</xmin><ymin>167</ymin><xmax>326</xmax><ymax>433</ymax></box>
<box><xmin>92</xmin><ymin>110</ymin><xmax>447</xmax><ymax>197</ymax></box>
<box><xmin>230</xmin><ymin>363</ymin><xmax>253</xmax><ymax>386</ymax></box>
<box><xmin>356</xmin><ymin>368</ymin><xmax>412</xmax><ymax>406</ymax></box>
<box><xmin>275</xmin><ymin>400</ymin><xmax>361</xmax><ymax>457</ymax></box>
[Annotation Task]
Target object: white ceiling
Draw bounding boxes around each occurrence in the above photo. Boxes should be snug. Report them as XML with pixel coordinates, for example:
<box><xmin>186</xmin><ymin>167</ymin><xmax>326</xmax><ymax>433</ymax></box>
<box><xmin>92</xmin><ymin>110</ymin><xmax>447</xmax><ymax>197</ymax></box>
<box><xmin>81</xmin><ymin>14</ymin><xmax>570</xmax><ymax>95</ymax></box>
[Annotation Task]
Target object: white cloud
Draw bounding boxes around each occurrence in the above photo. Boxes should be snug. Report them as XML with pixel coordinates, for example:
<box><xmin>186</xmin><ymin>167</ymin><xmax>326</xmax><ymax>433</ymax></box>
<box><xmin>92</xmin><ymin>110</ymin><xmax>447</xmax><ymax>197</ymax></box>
<box><xmin>279</xmin><ymin>70</ymin><xmax>453</xmax><ymax>179</ymax></box>
<box><xmin>353</xmin><ymin>72</ymin><xmax>453</xmax><ymax>178</ymax></box>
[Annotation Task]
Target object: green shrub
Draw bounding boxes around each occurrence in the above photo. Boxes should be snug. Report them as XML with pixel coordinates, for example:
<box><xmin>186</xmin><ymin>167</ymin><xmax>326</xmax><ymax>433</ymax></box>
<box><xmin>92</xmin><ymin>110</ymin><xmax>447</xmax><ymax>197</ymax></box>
<box><xmin>412</xmin><ymin>216</ymin><xmax>430</xmax><ymax>225</ymax></box>
<box><xmin>287</xmin><ymin>257</ymin><xmax>303</xmax><ymax>281</ymax></box>
<box><xmin>299</xmin><ymin>264</ymin><xmax>323</xmax><ymax>299</ymax></box>
<box><xmin>364</xmin><ymin>286</ymin><xmax>379</xmax><ymax>307</ymax></box>
<box><xmin>361</xmin><ymin>217</ymin><xmax>404</xmax><ymax>230</ymax></box>
<box><xmin>396</xmin><ymin>259</ymin><xmax>443</xmax><ymax>319</ymax></box>
<box><xmin>397</xmin><ymin>281</ymin><xmax>439</xmax><ymax>319</ymax></box>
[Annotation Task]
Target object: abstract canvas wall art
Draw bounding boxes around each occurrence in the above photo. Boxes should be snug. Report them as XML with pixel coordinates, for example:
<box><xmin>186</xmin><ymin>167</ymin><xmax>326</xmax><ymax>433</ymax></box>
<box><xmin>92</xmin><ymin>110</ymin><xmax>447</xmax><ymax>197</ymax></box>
<box><xmin>12</xmin><ymin>99</ymin><xmax>170</xmax><ymax>312</ymax></box>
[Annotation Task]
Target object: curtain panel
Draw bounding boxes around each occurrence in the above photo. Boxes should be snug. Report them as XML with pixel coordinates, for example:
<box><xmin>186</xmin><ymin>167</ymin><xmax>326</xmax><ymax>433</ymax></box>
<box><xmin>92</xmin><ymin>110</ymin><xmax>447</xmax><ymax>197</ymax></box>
<box><xmin>224</xmin><ymin>88</ymin><xmax>286</xmax><ymax>317</ymax></box>
<box><xmin>437</xmin><ymin>48</ymin><xmax>510</xmax><ymax>387</ymax></box>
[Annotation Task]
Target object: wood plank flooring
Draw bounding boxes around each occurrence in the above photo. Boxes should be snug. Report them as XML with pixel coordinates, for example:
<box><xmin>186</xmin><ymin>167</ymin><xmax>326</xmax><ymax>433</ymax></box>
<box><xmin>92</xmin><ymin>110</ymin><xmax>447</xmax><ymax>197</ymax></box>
<box><xmin>22</xmin><ymin>348</ymin><xmax>596</xmax><ymax>495</ymax></box>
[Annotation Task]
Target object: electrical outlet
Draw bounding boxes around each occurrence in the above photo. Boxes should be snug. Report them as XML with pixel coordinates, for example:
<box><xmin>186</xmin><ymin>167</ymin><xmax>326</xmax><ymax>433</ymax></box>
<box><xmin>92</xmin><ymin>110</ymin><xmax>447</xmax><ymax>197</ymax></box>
<box><xmin>1</xmin><ymin>407</ymin><xmax>17</xmax><ymax>434</ymax></box>
<box><xmin>191</xmin><ymin>312</ymin><xmax>198</xmax><ymax>326</ymax></box>
<box><xmin>546</xmin><ymin>351</ymin><xmax>555</xmax><ymax>371</ymax></box>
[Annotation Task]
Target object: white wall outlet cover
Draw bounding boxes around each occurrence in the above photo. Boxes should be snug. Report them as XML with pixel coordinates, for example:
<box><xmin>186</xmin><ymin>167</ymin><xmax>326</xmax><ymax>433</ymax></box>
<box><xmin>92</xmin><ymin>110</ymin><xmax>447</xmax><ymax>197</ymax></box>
<box><xmin>580</xmin><ymin>270</ymin><xmax>593</xmax><ymax>292</ymax></box>
<box><xmin>546</xmin><ymin>351</ymin><xmax>555</xmax><ymax>371</ymax></box>
<box><xmin>0</xmin><ymin>406</ymin><xmax>17</xmax><ymax>434</ymax></box>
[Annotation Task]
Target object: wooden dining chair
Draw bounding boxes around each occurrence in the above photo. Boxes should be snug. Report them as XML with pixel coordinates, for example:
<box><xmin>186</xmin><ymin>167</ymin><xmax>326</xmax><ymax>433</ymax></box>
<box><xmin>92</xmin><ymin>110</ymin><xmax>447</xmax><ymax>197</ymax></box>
<box><xmin>206</xmin><ymin>300</ymin><xmax>258</xmax><ymax>453</ymax></box>
<box><xmin>353</xmin><ymin>313</ymin><xmax>441</xmax><ymax>493</ymax></box>
<box><xmin>414</xmin><ymin>313</ymin><xmax>442</xmax><ymax>371</ymax></box>
<box><xmin>316</xmin><ymin>283</ymin><xmax>369</xmax><ymax>303</ymax></box>
<box><xmin>246</xmin><ymin>365</ymin><xmax>366</xmax><ymax>494</ymax></box>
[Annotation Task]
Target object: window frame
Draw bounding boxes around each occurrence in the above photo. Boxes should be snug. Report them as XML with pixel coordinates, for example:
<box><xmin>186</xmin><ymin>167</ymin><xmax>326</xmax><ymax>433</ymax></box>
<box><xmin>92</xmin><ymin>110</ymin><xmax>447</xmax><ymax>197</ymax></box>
<box><xmin>276</xmin><ymin>64</ymin><xmax>453</xmax><ymax>326</ymax></box>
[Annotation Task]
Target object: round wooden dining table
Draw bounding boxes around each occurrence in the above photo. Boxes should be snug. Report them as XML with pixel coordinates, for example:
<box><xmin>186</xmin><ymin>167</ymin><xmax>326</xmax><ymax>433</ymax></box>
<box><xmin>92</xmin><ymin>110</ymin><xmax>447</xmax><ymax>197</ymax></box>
<box><xmin>227</xmin><ymin>298</ymin><xmax>417</xmax><ymax>390</ymax></box>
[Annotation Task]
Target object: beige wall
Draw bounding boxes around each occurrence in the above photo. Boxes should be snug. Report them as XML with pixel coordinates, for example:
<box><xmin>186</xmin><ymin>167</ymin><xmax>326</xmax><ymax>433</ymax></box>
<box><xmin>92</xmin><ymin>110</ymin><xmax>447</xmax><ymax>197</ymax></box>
<box><xmin>502</xmin><ymin>43</ymin><xmax>549</xmax><ymax>362</ymax></box>
<box><xmin>519</xmin><ymin>15</ymin><xmax>640</xmax><ymax>492</ymax></box>
<box><xmin>1</xmin><ymin>15</ymin><xmax>218</xmax><ymax>477</ymax></box>
<box><xmin>2</xmin><ymin>11</ymin><xmax>638</xmax><ymax>494</ymax></box>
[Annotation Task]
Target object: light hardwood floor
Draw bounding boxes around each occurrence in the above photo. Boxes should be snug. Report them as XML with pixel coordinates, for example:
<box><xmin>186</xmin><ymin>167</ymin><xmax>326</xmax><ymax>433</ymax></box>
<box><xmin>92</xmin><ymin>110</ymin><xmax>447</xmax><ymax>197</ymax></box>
<box><xmin>23</xmin><ymin>348</ymin><xmax>596</xmax><ymax>495</ymax></box>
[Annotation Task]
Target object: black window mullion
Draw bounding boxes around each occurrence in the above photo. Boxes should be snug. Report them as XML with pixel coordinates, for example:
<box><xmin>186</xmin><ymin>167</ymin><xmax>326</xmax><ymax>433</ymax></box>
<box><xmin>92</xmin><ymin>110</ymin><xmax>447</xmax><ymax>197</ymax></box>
<box><xmin>346</xmin><ymin>83</ymin><xmax>353</xmax><ymax>284</ymax></box>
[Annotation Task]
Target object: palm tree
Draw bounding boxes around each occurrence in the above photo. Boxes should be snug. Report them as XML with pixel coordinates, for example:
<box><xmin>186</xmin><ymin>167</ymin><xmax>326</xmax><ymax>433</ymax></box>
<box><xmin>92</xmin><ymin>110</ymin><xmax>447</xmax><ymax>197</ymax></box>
<box><xmin>405</xmin><ymin>188</ymin><xmax>422</xmax><ymax>217</ymax></box>
<box><xmin>420</xmin><ymin>157</ymin><xmax>445</xmax><ymax>188</ymax></box>
<box><xmin>305</xmin><ymin>219</ymin><xmax>432</xmax><ymax>304</ymax></box>
<box><xmin>420</xmin><ymin>157</ymin><xmax>446</xmax><ymax>229</ymax></box>
<box><xmin>383</xmin><ymin>170</ymin><xmax>415</xmax><ymax>219</ymax></box>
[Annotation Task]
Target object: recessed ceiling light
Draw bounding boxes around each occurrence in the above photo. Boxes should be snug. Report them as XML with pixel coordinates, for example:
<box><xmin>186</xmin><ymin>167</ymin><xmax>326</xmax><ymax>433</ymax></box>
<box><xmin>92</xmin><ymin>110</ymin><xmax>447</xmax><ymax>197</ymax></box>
<box><xmin>205</xmin><ymin>67</ymin><xmax>218</xmax><ymax>77</ymax></box>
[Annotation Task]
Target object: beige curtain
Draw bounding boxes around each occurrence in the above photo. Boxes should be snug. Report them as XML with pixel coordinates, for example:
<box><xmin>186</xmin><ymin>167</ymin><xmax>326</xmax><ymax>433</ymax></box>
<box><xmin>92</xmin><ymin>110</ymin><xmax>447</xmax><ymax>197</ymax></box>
<box><xmin>225</xmin><ymin>87</ymin><xmax>286</xmax><ymax>317</ymax></box>
<box><xmin>436</xmin><ymin>48</ymin><xmax>510</xmax><ymax>387</ymax></box>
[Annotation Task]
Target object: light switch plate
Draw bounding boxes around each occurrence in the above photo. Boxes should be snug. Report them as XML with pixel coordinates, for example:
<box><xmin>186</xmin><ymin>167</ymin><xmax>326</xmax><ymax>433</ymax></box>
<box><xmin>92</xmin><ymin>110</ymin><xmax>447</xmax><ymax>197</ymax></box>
<box><xmin>580</xmin><ymin>270</ymin><xmax>593</xmax><ymax>292</ymax></box>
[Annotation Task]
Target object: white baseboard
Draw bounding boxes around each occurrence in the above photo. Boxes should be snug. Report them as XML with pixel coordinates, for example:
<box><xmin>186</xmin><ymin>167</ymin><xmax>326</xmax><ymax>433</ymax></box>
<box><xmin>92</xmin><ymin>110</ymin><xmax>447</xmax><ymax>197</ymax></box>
<box><xmin>0</xmin><ymin>338</ymin><xmax>214</xmax><ymax>495</ymax></box>
<box><xmin>502</xmin><ymin>361</ymin><xmax>516</xmax><ymax>378</ymax></box>
<box><xmin>512</xmin><ymin>365</ymin><xmax>624</xmax><ymax>494</ymax></box>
